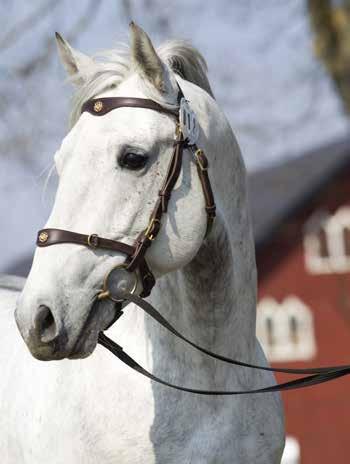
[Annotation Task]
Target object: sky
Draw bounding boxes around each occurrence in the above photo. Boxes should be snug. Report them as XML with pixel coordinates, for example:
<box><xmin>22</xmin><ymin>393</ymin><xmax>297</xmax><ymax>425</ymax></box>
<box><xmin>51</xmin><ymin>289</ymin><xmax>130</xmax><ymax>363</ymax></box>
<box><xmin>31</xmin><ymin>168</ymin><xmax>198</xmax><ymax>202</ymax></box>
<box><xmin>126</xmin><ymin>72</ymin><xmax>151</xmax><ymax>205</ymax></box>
<box><xmin>1</xmin><ymin>0</ymin><xmax>349</xmax><ymax>273</ymax></box>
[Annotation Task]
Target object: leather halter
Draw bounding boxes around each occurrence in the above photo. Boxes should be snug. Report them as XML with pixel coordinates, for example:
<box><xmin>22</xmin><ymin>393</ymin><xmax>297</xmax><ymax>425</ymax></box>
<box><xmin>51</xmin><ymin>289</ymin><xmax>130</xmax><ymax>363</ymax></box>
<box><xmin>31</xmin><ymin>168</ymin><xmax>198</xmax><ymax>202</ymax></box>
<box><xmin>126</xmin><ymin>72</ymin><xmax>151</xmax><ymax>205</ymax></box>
<box><xmin>37</xmin><ymin>93</ymin><xmax>216</xmax><ymax>299</ymax></box>
<box><xmin>35</xmin><ymin>91</ymin><xmax>350</xmax><ymax>395</ymax></box>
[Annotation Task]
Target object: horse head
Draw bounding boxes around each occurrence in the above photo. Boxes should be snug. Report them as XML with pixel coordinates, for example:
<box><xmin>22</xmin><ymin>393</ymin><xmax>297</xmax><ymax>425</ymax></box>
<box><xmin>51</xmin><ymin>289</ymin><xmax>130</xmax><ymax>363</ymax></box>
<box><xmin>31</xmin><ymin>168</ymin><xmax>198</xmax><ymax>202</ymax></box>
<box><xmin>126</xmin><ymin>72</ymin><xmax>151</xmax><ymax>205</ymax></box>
<box><xmin>15</xmin><ymin>23</ymin><xmax>213</xmax><ymax>360</ymax></box>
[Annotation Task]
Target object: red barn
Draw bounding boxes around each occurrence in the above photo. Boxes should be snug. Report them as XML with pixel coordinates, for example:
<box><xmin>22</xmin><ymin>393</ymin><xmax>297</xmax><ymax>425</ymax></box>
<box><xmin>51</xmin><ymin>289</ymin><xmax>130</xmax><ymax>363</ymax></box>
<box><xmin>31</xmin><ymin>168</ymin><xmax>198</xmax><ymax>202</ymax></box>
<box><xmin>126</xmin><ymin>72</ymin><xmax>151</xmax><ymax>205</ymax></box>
<box><xmin>249</xmin><ymin>136</ymin><xmax>350</xmax><ymax>463</ymax></box>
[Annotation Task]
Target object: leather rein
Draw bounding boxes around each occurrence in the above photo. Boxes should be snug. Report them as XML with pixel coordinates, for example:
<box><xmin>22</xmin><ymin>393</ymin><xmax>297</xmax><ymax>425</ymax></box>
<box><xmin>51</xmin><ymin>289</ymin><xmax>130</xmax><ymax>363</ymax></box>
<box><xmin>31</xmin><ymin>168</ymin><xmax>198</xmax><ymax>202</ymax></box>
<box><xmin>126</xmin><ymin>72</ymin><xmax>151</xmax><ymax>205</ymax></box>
<box><xmin>36</xmin><ymin>91</ymin><xmax>350</xmax><ymax>395</ymax></box>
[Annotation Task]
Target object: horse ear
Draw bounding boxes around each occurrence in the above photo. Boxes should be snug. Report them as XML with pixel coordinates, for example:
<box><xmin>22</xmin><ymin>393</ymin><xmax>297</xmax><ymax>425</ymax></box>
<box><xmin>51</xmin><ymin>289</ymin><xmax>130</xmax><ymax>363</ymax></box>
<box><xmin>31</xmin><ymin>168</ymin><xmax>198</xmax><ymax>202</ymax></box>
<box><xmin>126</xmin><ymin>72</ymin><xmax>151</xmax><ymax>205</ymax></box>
<box><xmin>55</xmin><ymin>32</ymin><xmax>96</xmax><ymax>85</ymax></box>
<box><xmin>130</xmin><ymin>22</ymin><xmax>169</xmax><ymax>94</ymax></box>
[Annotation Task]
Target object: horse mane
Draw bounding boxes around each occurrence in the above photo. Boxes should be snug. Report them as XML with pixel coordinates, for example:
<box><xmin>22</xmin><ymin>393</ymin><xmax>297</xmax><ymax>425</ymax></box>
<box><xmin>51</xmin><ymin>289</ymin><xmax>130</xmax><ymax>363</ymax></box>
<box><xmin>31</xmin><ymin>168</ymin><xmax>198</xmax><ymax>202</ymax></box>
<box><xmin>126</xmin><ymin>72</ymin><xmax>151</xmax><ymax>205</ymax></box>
<box><xmin>158</xmin><ymin>40</ymin><xmax>214</xmax><ymax>97</ymax></box>
<box><xmin>69</xmin><ymin>40</ymin><xmax>214</xmax><ymax>128</ymax></box>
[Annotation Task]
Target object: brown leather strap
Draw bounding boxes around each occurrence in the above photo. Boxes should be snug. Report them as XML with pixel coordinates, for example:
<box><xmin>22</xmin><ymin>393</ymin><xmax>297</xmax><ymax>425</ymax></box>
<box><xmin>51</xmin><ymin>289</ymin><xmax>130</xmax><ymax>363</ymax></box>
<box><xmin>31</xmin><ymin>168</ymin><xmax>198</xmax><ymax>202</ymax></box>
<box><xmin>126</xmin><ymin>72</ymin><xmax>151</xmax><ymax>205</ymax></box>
<box><xmin>157</xmin><ymin>134</ymin><xmax>184</xmax><ymax>214</ymax></box>
<box><xmin>36</xmin><ymin>229</ymin><xmax>155</xmax><ymax>298</ymax></box>
<box><xmin>81</xmin><ymin>97</ymin><xmax>178</xmax><ymax>118</ymax></box>
<box><xmin>82</xmin><ymin>96</ymin><xmax>216</xmax><ymax>239</ymax></box>
<box><xmin>192</xmin><ymin>148</ymin><xmax>216</xmax><ymax>237</ymax></box>
<box><xmin>99</xmin><ymin>332</ymin><xmax>350</xmax><ymax>395</ymax></box>
<box><xmin>37</xmin><ymin>229</ymin><xmax>135</xmax><ymax>256</ymax></box>
<box><xmin>36</xmin><ymin>94</ymin><xmax>216</xmax><ymax>299</ymax></box>
<box><xmin>126</xmin><ymin>129</ymin><xmax>185</xmax><ymax>272</ymax></box>
<box><xmin>138</xmin><ymin>260</ymin><xmax>156</xmax><ymax>297</ymax></box>
<box><xmin>98</xmin><ymin>293</ymin><xmax>350</xmax><ymax>394</ymax></box>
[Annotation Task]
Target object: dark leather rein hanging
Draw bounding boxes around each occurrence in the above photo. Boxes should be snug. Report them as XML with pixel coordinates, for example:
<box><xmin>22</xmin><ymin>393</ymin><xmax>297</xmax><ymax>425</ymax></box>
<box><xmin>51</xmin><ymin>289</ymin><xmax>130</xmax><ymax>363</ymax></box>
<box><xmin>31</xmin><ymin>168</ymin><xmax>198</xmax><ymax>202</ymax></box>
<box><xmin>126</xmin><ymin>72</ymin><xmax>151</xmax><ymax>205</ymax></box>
<box><xmin>36</xmin><ymin>90</ymin><xmax>350</xmax><ymax>395</ymax></box>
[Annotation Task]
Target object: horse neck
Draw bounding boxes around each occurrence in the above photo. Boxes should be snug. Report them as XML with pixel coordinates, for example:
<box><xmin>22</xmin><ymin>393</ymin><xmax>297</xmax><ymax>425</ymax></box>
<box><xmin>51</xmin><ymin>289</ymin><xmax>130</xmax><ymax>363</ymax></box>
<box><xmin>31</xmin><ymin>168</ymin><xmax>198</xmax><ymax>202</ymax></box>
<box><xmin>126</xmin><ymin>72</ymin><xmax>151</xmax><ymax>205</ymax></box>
<box><xmin>111</xmin><ymin>80</ymin><xmax>258</xmax><ymax>373</ymax></box>
<box><xmin>147</xmin><ymin>215</ymin><xmax>257</xmax><ymax>366</ymax></box>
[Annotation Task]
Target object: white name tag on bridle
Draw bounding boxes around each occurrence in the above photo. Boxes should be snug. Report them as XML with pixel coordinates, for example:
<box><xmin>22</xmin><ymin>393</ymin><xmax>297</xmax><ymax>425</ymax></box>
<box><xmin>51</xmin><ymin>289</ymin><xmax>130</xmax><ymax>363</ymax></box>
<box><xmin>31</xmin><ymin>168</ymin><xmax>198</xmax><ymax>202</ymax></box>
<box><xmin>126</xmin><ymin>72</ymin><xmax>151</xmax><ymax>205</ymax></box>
<box><xmin>179</xmin><ymin>98</ymin><xmax>199</xmax><ymax>145</ymax></box>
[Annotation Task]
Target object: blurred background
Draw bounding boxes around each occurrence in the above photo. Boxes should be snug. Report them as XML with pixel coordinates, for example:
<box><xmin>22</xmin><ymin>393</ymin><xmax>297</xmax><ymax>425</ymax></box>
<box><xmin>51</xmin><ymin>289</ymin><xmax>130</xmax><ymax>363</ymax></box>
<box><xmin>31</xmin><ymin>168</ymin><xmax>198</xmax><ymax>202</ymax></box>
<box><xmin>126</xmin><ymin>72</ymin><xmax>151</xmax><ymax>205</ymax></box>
<box><xmin>2</xmin><ymin>1</ymin><xmax>350</xmax><ymax>462</ymax></box>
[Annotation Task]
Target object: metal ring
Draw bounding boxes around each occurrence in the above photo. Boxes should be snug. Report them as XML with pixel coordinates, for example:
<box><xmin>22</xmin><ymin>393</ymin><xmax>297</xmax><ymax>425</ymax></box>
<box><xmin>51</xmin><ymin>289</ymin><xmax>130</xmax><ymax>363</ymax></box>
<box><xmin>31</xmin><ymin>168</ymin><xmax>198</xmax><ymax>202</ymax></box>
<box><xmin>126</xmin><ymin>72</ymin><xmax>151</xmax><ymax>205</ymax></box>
<box><xmin>99</xmin><ymin>263</ymin><xmax>138</xmax><ymax>303</ymax></box>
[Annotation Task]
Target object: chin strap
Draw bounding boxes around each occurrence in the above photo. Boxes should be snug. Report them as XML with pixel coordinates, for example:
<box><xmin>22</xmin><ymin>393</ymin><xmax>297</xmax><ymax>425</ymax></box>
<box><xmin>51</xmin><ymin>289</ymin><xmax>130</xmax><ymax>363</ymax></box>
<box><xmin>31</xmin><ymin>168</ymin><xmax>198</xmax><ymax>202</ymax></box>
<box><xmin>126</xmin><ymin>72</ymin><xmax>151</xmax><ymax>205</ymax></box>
<box><xmin>98</xmin><ymin>292</ymin><xmax>350</xmax><ymax>395</ymax></box>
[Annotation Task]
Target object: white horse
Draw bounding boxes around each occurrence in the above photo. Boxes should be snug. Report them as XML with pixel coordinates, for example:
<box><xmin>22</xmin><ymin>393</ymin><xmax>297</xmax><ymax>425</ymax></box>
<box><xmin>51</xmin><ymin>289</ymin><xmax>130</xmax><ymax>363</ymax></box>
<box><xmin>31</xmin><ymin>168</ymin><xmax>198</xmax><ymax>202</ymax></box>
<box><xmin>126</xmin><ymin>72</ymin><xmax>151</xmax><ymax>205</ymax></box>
<box><xmin>1</xmin><ymin>23</ymin><xmax>284</xmax><ymax>463</ymax></box>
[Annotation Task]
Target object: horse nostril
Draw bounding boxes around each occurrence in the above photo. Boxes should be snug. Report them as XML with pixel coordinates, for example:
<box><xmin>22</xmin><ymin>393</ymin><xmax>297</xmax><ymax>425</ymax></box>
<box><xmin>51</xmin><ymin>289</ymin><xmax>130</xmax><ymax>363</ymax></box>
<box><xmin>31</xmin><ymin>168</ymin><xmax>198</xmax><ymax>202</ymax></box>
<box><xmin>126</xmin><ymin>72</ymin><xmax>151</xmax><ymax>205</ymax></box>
<box><xmin>35</xmin><ymin>305</ymin><xmax>58</xmax><ymax>344</ymax></box>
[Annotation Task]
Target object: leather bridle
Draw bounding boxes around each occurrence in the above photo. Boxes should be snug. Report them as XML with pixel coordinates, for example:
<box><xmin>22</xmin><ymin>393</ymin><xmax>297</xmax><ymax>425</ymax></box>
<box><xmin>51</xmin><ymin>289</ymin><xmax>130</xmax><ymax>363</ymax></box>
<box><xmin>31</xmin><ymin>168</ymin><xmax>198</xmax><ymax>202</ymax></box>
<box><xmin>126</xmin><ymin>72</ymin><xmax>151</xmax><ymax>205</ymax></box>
<box><xmin>36</xmin><ymin>89</ymin><xmax>350</xmax><ymax>395</ymax></box>
<box><xmin>37</xmin><ymin>93</ymin><xmax>215</xmax><ymax>300</ymax></box>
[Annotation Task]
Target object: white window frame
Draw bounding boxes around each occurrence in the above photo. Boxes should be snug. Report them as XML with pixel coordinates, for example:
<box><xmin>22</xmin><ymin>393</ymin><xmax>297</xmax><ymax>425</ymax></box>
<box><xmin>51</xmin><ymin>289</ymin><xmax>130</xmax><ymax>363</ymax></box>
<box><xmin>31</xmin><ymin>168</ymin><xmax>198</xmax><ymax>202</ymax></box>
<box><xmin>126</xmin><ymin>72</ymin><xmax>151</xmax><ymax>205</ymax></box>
<box><xmin>256</xmin><ymin>296</ymin><xmax>316</xmax><ymax>362</ymax></box>
<box><xmin>281</xmin><ymin>436</ymin><xmax>301</xmax><ymax>464</ymax></box>
<box><xmin>304</xmin><ymin>206</ymin><xmax>350</xmax><ymax>274</ymax></box>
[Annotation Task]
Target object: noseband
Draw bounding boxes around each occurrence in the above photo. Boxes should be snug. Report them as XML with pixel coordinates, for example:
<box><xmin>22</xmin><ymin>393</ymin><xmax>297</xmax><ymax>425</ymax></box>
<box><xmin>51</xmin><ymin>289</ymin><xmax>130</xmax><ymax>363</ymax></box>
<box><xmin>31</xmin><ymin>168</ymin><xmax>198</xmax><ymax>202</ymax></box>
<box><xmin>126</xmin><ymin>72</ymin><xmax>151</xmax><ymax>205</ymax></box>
<box><xmin>36</xmin><ymin>90</ymin><xmax>350</xmax><ymax>395</ymax></box>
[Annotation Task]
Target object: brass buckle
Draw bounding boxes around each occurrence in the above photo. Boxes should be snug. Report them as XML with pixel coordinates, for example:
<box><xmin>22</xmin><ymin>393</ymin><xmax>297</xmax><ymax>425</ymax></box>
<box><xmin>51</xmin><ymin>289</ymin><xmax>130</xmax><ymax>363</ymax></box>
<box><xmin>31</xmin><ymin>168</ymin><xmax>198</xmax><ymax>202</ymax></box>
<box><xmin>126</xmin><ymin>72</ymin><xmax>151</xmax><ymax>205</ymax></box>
<box><xmin>97</xmin><ymin>263</ymin><xmax>138</xmax><ymax>303</ymax></box>
<box><xmin>87</xmin><ymin>233</ymin><xmax>99</xmax><ymax>248</ymax></box>
<box><xmin>194</xmin><ymin>149</ymin><xmax>208</xmax><ymax>171</ymax></box>
<box><xmin>144</xmin><ymin>218</ymin><xmax>161</xmax><ymax>241</ymax></box>
<box><xmin>175</xmin><ymin>122</ymin><xmax>182</xmax><ymax>138</ymax></box>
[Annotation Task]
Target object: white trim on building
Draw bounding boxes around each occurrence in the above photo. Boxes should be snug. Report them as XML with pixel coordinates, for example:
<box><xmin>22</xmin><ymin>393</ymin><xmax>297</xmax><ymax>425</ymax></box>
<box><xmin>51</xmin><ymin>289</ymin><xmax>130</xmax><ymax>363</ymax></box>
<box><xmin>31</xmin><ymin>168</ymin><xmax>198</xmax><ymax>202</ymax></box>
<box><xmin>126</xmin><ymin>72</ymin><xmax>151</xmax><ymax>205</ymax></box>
<box><xmin>304</xmin><ymin>206</ymin><xmax>350</xmax><ymax>274</ymax></box>
<box><xmin>257</xmin><ymin>296</ymin><xmax>316</xmax><ymax>362</ymax></box>
<box><xmin>281</xmin><ymin>436</ymin><xmax>301</xmax><ymax>464</ymax></box>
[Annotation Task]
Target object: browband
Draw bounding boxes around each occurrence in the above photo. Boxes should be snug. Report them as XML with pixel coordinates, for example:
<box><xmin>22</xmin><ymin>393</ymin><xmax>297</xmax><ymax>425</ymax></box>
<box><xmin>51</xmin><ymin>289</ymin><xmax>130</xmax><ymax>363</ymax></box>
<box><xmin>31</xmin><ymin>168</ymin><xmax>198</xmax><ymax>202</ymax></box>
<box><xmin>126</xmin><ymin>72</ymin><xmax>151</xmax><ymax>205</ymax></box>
<box><xmin>81</xmin><ymin>97</ymin><xmax>178</xmax><ymax>118</ymax></box>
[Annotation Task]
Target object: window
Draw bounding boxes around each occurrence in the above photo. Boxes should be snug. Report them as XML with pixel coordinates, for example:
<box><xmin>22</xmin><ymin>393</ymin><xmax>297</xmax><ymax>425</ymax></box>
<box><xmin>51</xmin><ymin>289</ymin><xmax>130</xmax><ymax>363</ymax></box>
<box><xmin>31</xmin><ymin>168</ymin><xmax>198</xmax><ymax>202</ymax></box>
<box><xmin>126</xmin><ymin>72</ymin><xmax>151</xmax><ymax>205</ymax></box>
<box><xmin>281</xmin><ymin>436</ymin><xmax>301</xmax><ymax>464</ymax></box>
<box><xmin>304</xmin><ymin>206</ymin><xmax>350</xmax><ymax>274</ymax></box>
<box><xmin>256</xmin><ymin>296</ymin><xmax>316</xmax><ymax>362</ymax></box>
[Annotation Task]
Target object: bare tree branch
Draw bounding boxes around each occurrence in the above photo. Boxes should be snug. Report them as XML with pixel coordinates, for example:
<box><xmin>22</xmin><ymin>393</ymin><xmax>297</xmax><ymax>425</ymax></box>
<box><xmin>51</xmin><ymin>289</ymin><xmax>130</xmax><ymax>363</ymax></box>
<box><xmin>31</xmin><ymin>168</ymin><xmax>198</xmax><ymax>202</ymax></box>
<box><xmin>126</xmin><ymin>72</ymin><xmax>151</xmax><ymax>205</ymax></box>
<box><xmin>0</xmin><ymin>0</ymin><xmax>60</xmax><ymax>52</ymax></box>
<box><xmin>121</xmin><ymin>0</ymin><xmax>133</xmax><ymax>22</ymax></box>
<box><xmin>15</xmin><ymin>0</ymin><xmax>102</xmax><ymax>78</ymax></box>
<box><xmin>307</xmin><ymin>0</ymin><xmax>350</xmax><ymax>113</ymax></box>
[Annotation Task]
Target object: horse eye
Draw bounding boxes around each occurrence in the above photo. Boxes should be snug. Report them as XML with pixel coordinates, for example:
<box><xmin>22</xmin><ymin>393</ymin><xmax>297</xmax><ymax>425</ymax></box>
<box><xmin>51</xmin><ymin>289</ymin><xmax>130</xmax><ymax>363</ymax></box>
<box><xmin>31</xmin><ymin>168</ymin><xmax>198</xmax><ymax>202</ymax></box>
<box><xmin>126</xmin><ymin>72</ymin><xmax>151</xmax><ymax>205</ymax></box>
<box><xmin>119</xmin><ymin>152</ymin><xmax>148</xmax><ymax>170</ymax></box>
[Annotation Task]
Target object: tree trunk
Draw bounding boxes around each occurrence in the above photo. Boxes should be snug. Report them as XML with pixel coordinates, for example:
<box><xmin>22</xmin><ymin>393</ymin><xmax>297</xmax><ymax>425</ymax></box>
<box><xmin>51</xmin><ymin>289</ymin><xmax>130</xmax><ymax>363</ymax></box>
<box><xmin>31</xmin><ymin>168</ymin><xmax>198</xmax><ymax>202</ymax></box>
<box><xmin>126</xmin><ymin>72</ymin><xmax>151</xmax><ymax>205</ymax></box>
<box><xmin>308</xmin><ymin>0</ymin><xmax>350</xmax><ymax>113</ymax></box>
